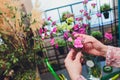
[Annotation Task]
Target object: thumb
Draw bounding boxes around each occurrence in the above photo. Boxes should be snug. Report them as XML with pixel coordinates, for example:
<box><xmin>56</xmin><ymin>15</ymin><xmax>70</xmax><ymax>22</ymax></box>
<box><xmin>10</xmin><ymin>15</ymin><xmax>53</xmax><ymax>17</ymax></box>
<box><xmin>75</xmin><ymin>52</ymin><xmax>82</xmax><ymax>62</ymax></box>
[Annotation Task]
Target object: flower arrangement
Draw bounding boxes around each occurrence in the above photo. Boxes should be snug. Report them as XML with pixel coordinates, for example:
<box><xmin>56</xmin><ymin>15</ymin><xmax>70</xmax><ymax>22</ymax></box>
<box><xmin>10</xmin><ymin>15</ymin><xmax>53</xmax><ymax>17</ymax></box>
<box><xmin>0</xmin><ymin>0</ymin><xmax>46</xmax><ymax>79</ymax></box>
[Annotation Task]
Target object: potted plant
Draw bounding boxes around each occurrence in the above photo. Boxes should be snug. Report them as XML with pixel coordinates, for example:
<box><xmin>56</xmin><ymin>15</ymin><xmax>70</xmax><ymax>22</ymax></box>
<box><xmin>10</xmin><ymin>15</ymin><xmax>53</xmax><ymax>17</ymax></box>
<box><xmin>56</xmin><ymin>39</ymin><xmax>66</xmax><ymax>55</ymax></box>
<box><xmin>91</xmin><ymin>31</ymin><xmax>103</xmax><ymax>41</ymax></box>
<box><xmin>100</xmin><ymin>3</ymin><xmax>111</xmax><ymax>19</ymax></box>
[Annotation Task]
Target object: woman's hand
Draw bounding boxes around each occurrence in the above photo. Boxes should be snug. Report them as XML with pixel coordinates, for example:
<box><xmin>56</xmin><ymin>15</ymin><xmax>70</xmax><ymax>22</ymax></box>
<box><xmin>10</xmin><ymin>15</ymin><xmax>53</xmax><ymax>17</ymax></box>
<box><xmin>75</xmin><ymin>34</ymin><xmax>108</xmax><ymax>57</ymax></box>
<box><xmin>64</xmin><ymin>49</ymin><xmax>83</xmax><ymax>80</ymax></box>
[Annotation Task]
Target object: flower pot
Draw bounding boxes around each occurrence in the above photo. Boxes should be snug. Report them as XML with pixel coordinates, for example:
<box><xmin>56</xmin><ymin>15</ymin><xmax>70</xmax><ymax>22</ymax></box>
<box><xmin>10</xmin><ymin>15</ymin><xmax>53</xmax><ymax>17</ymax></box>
<box><xmin>58</xmin><ymin>46</ymin><xmax>65</xmax><ymax>55</ymax></box>
<box><xmin>103</xmin><ymin>11</ymin><xmax>109</xmax><ymax>19</ymax></box>
<box><xmin>36</xmin><ymin>51</ymin><xmax>44</xmax><ymax>57</ymax></box>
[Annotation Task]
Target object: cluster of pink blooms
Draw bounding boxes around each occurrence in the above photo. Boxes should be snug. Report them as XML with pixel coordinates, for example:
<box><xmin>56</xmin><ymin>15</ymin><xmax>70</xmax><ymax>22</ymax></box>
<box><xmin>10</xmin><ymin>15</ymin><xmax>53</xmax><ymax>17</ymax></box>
<box><xmin>104</xmin><ymin>32</ymin><xmax>113</xmax><ymax>40</ymax></box>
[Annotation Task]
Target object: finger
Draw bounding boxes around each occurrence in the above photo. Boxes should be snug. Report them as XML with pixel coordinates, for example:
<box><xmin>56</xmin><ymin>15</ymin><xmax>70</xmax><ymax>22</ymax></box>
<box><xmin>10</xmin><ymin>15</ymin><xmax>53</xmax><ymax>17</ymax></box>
<box><xmin>83</xmin><ymin>36</ymin><xmax>96</xmax><ymax>44</ymax></box>
<box><xmin>75</xmin><ymin>52</ymin><xmax>82</xmax><ymax>62</ymax></box>
<box><xmin>65</xmin><ymin>49</ymin><xmax>75</xmax><ymax>61</ymax></box>
<box><xmin>83</xmin><ymin>43</ymin><xmax>93</xmax><ymax>50</ymax></box>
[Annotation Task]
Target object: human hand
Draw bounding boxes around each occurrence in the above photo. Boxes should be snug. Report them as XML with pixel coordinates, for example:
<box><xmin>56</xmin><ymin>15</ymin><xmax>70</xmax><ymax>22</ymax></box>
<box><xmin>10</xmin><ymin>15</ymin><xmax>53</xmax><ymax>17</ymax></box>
<box><xmin>75</xmin><ymin>34</ymin><xmax>108</xmax><ymax>57</ymax></box>
<box><xmin>64</xmin><ymin>49</ymin><xmax>83</xmax><ymax>80</ymax></box>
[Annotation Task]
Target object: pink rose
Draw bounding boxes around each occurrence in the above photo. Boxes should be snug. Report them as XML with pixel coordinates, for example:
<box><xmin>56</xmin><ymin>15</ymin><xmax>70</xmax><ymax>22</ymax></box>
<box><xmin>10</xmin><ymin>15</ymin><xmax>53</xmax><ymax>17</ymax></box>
<box><xmin>104</xmin><ymin>32</ymin><xmax>113</xmax><ymax>40</ymax></box>
<box><xmin>74</xmin><ymin>37</ymin><xmax>83</xmax><ymax>48</ymax></box>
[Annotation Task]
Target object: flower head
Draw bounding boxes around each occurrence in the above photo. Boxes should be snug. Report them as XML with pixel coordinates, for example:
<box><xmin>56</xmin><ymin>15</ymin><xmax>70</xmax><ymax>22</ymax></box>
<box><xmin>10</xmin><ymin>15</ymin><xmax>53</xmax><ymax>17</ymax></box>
<box><xmin>64</xmin><ymin>31</ymin><xmax>69</xmax><ymax>40</ymax></box>
<box><xmin>39</xmin><ymin>28</ymin><xmax>43</xmax><ymax>35</ymax></box>
<box><xmin>82</xmin><ymin>23</ymin><xmax>88</xmax><ymax>28</ymax></box>
<box><xmin>73</xmin><ymin>24</ymin><xmax>79</xmax><ymax>31</ymax></box>
<box><xmin>76</xmin><ymin>17</ymin><xmax>83</xmax><ymax>21</ymax></box>
<box><xmin>78</xmin><ymin>28</ymin><xmax>86</xmax><ymax>34</ymax></box>
<box><xmin>52</xmin><ymin>27</ymin><xmax>57</xmax><ymax>33</ymax></box>
<box><xmin>91</xmin><ymin>3</ymin><xmax>97</xmax><ymax>8</ymax></box>
<box><xmin>83</xmin><ymin>0</ymin><xmax>88</xmax><ymax>4</ymax></box>
<box><xmin>96</xmin><ymin>13</ymin><xmax>102</xmax><ymax>17</ymax></box>
<box><xmin>86</xmin><ymin>16</ymin><xmax>91</xmax><ymax>20</ymax></box>
<box><xmin>47</xmin><ymin>17</ymin><xmax>51</xmax><ymax>21</ymax></box>
<box><xmin>74</xmin><ymin>37</ymin><xmax>83</xmax><ymax>48</ymax></box>
<box><xmin>80</xmin><ymin>9</ymin><xmax>84</xmax><ymax>13</ymax></box>
<box><xmin>52</xmin><ymin>21</ymin><xmax>56</xmax><ymax>26</ymax></box>
<box><xmin>104</xmin><ymin>32</ymin><xmax>113</xmax><ymax>40</ymax></box>
<box><xmin>84</xmin><ymin>11</ymin><xmax>88</xmax><ymax>16</ymax></box>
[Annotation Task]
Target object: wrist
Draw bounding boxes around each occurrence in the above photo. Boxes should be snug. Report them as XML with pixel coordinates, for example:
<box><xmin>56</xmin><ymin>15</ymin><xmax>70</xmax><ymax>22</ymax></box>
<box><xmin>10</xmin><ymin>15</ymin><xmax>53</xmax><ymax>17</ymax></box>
<box><xmin>71</xmin><ymin>74</ymin><xmax>80</xmax><ymax>80</ymax></box>
<box><xmin>101</xmin><ymin>45</ymin><xmax>108</xmax><ymax>57</ymax></box>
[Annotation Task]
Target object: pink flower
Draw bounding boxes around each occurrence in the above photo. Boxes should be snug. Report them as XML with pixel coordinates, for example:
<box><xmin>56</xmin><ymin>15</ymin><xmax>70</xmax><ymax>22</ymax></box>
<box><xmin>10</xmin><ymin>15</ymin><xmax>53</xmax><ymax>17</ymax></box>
<box><xmin>64</xmin><ymin>31</ymin><xmax>69</xmax><ymax>40</ymax></box>
<box><xmin>68</xmin><ymin>37</ymin><xmax>73</xmax><ymax>42</ymax></box>
<box><xmin>76</xmin><ymin>17</ymin><xmax>83</xmax><ymax>21</ymax></box>
<box><xmin>52</xmin><ymin>27</ymin><xmax>57</xmax><ymax>33</ymax></box>
<box><xmin>91</xmin><ymin>3</ymin><xmax>96</xmax><ymax>8</ymax></box>
<box><xmin>39</xmin><ymin>28</ymin><xmax>43</xmax><ymax>35</ymax></box>
<box><xmin>74</xmin><ymin>37</ymin><xmax>83</xmax><ymax>48</ymax></box>
<box><xmin>80</xmin><ymin>9</ymin><xmax>84</xmax><ymax>13</ymax></box>
<box><xmin>55</xmin><ymin>44</ymin><xmax>58</xmax><ymax>49</ymax></box>
<box><xmin>47</xmin><ymin>17</ymin><xmax>51</xmax><ymax>21</ymax></box>
<box><xmin>104</xmin><ymin>32</ymin><xmax>113</xmax><ymax>40</ymax></box>
<box><xmin>78</xmin><ymin>28</ymin><xmax>86</xmax><ymax>34</ymax></box>
<box><xmin>82</xmin><ymin>23</ymin><xmax>88</xmax><ymax>28</ymax></box>
<box><xmin>52</xmin><ymin>21</ymin><xmax>56</xmax><ymax>26</ymax></box>
<box><xmin>73</xmin><ymin>24</ymin><xmax>79</xmax><ymax>31</ymax></box>
<box><xmin>50</xmin><ymin>38</ymin><xmax>55</xmax><ymax>45</ymax></box>
<box><xmin>83</xmin><ymin>0</ymin><xmax>88</xmax><ymax>4</ymax></box>
<box><xmin>86</xmin><ymin>16</ymin><xmax>91</xmax><ymax>20</ymax></box>
<box><xmin>96</xmin><ymin>13</ymin><xmax>102</xmax><ymax>17</ymax></box>
<box><xmin>84</xmin><ymin>11</ymin><xmax>88</xmax><ymax>16</ymax></box>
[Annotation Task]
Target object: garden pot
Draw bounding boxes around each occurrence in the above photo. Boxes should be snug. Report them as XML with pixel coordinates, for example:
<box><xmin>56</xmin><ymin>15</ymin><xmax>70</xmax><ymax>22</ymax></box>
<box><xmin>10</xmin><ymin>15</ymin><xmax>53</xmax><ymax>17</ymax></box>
<box><xmin>103</xmin><ymin>11</ymin><xmax>109</xmax><ymax>19</ymax></box>
<box><xmin>36</xmin><ymin>51</ymin><xmax>44</xmax><ymax>57</ymax></box>
<box><xmin>58</xmin><ymin>46</ymin><xmax>65</xmax><ymax>55</ymax></box>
